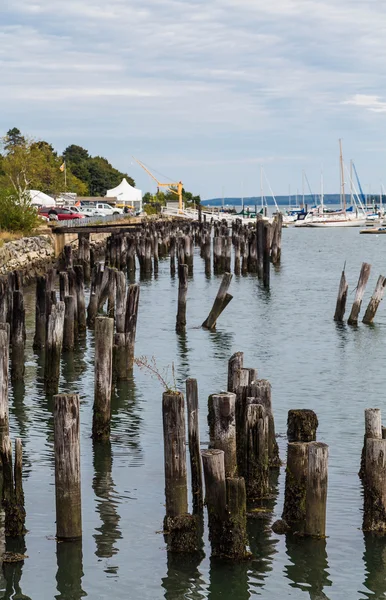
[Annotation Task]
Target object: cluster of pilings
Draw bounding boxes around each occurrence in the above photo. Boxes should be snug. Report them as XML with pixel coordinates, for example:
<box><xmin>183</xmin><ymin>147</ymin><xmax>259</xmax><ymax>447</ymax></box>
<box><xmin>334</xmin><ymin>262</ymin><xmax>386</xmax><ymax>324</ymax></box>
<box><xmin>361</xmin><ymin>408</ymin><xmax>386</xmax><ymax>532</ymax></box>
<box><xmin>161</xmin><ymin>351</ymin><xmax>281</xmax><ymax>559</ymax></box>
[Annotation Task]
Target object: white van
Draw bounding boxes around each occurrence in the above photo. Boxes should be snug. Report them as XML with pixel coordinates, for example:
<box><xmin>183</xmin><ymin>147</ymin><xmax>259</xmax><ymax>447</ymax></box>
<box><xmin>95</xmin><ymin>203</ymin><xmax>123</xmax><ymax>216</ymax></box>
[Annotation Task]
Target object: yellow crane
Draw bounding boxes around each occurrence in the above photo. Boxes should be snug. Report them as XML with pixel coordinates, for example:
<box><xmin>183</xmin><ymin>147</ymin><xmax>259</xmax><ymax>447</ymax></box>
<box><xmin>133</xmin><ymin>157</ymin><xmax>183</xmax><ymax>212</ymax></box>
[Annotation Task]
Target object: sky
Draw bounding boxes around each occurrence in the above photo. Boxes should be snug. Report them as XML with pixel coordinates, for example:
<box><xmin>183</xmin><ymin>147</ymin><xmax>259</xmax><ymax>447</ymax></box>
<box><xmin>2</xmin><ymin>0</ymin><xmax>386</xmax><ymax>199</ymax></box>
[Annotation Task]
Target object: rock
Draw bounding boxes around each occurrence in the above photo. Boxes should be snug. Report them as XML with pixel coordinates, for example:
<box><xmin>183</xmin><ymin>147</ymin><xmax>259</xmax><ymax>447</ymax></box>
<box><xmin>271</xmin><ymin>519</ymin><xmax>290</xmax><ymax>535</ymax></box>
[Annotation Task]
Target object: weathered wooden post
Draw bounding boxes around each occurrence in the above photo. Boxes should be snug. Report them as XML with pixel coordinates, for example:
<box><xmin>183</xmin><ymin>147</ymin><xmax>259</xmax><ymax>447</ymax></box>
<box><xmin>115</xmin><ymin>271</ymin><xmax>126</xmax><ymax>334</ymax></box>
<box><xmin>233</xmin><ymin>235</ymin><xmax>241</xmax><ymax>275</ymax></box>
<box><xmin>347</xmin><ymin>262</ymin><xmax>371</xmax><ymax>325</ymax></box>
<box><xmin>54</xmin><ymin>394</ymin><xmax>82</xmax><ymax>540</ymax></box>
<box><xmin>228</xmin><ymin>351</ymin><xmax>244</xmax><ymax>393</ymax></box>
<box><xmin>1</xmin><ymin>436</ymin><xmax>26</xmax><ymax>536</ymax></box>
<box><xmin>11</xmin><ymin>290</ymin><xmax>25</xmax><ymax>381</ymax></box>
<box><xmin>63</xmin><ymin>295</ymin><xmax>75</xmax><ymax>351</ymax></box>
<box><xmin>287</xmin><ymin>409</ymin><xmax>318</xmax><ymax>442</ymax></box>
<box><xmin>163</xmin><ymin>390</ymin><xmax>199</xmax><ymax>553</ymax></box>
<box><xmin>225</xmin><ymin>477</ymin><xmax>248</xmax><ymax>559</ymax></box>
<box><xmin>78</xmin><ymin>232</ymin><xmax>91</xmax><ymax>282</ymax></box>
<box><xmin>263</xmin><ymin>222</ymin><xmax>271</xmax><ymax>288</ymax></box>
<box><xmin>74</xmin><ymin>265</ymin><xmax>87</xmax><ymax>332</ymax></box>
<box><xmin>201</xmin><ymin>449</ymin><xmax>227</xmax><ymax>556</ymax></box>
<box><xmin>271</xmin><ymin>213</ymin><xmax>283</xmax><ymax>265</ymax></box>
<box><xmin>93</xmin><ymin>317</ymin><xmax>114</xmax><ymax>441</ymax></box>
<box><xmin>125</xmin><ymin>283</ymin><xmax>140</xmax><ymax>367</ymax></box>
<box><xmin>245</xmin><ymin>403</ymin><xmax>269</xmax><ymax>500</ymax></box>
<box><xmin>333</xmin><ymin>267</ymin><xmax>348</xmax><ymax>322</ymax></box>
<box><xmin>170</xmin><ymin>235</ymin><xmax>176</xmax><ymax>277</ymax></box>
<box><xmin>360</xmin><ymin>408</ymin><xmax>383</xmax><ymax>480</ymax></box>
<box><xmin>249</xmin><ymin>379</ymin><xmax>280</xmax><ymax>467</ymax></box>
<box><xmin>186</xmin><ymin>378</ymin><xmax>203</xmax><ymax>513</ymax></box>
<box><xmin>45</xmin><ymin>302</ymin><xmax>65</xmax><ymax>394</ymax></box>
<box><xmin>33</xmin><ymin>275</ymin><xmax>47</xmax><ymax>350</ymax></box>
<box><xmin>208</xmin><ymin>392</ymin><xmax>237</xmax><ymax>477</ymax></box>
<box><xmin>363</xmin><ymin>275</ymin><xmax>386</xmax><ymax>324</ymax></box>
<box><xmin>282</xmin><ymin>442</ymin><xmax>309</xmax><ymax>532</ymax></box>
<box><xmin>363</xmin><ymin>437</ymin><xmax>386</xmax><ymax>532</ymax></box>
<box><xmin>305</xmin><ymin>442</ymin><xmax>328</xmax><ymax>537</ymax></box>
<box><xmin>202</xmin><ymin>273</ymin><xmax>233</xmax><ymax>330</ymax></box>
<box><xmin>0</xmin><ymin>329</ymin><xmax>9</xmax><ymax>444</ymax></box>
<box><xmin>176</xmin><ymin>264</ymin><xmax>188</xmax><ymax>334</ymax></box>
<box><xmin>64</xmin><ymin>244</ymin><xmax>73</xmax><ymax>270</ymax></box>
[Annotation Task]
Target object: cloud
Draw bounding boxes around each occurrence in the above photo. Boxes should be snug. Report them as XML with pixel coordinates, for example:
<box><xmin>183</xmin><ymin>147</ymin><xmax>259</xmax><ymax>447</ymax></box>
<box><xmin>2</xmin><ymin>0</ymin><xmax>386</xmax><ymax>196</ymax></box>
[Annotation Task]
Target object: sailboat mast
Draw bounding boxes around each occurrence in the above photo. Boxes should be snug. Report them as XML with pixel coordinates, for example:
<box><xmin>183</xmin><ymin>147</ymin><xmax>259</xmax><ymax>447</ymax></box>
<box><xmin>260</xmin><ymin>165</ymin><xmax>263</xmax><ymax>209</ymax></box>
<box><xmin>350</xmin><ymin>159</ymin><xmax>353</xmax><ymax>206</ymax></box>
<box><xmin>302</xmin><ymin>169</ymin><xmax>305</xmax><ymax>208</ymax></box>
<box><xmin>289</xmin><ymin>185</ymin><xmax>291</xmax><ymax>209</ymax></box>
<box><xmin>339</xmin><ymin>139</ymin><xmax>346</xmax><ymax>213</ymax></box>
<box><xmin>320</xmin><ymin>166</ymin><xmax>324</xmax><ymax>212</ymax></box>
<box><xmin>241</xmin><ymin>181</ymin><xmax>244</xmax><ymax>213</ymax></box>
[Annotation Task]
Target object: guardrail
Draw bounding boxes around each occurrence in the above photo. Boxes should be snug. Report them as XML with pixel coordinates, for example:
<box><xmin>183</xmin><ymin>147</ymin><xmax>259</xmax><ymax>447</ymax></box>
<box><xmin>52</xmin><ymin>213</ymin><xmax>129</xmax><ymax>228</ymax></box>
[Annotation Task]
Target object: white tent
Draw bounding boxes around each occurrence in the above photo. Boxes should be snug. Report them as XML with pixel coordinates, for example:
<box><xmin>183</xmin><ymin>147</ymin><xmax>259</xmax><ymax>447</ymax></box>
<box><xmin>29</xmin><ymin>190</ymin><xmax>56</xmax><ymax>207</ymax></box>
<box><xmin>106</xmin><ymin>178</ymin><xmax>142</xmax><ymax>212</ymax></box>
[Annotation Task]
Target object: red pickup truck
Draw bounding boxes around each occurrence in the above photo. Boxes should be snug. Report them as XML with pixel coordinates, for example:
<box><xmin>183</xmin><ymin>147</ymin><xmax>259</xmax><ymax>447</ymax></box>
<box><xmin>39</xmin><ymin>207</ymin><xmax>85</xmax><ymax>221</ymax></box>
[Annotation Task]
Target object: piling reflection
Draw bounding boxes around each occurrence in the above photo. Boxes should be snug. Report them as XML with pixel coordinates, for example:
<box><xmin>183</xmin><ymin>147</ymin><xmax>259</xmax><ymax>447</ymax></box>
<box><xmin>208</xmin><ymin>558</ymin><xmax>250</xmax><ymax>600</ymax></box>
<box><xmin>111</xmin><ymin>376</ymin><xmax>143</xmax><ymax>464</ymax></box>
<box><xmin>2</xmin><ymin>537</ymin><xmax>31</xmax><ymax>600</ymax></box>
<box><xmin>176</xmin><ymin>330</ymin><xmax>190</xmax><ymax>384</ymax></box>
<box><xmin>162</xmin><ymin>552</ymin><xmax>206</xmax><ymax>600</ymax></box>
<box><xmin>92</xmin><ymin>440</ymin><xmax>122</xmax><ymax>562</ymax></box>
<box><xmin>284</xmin><ymin>536</ymin><xmax>332</xmax><ymax>599</ymax></box>
<box><xmin>55</xmin><ymin>539</ymin><xmax>86</xmax><ymax>600</ymax></box>
<box><xmin>362</xmin><ymin>532</ymin><xmax>386</xmax><ymax>599</ymax></box>
<box><xmin>208</xmin><ymin>330</ymin><xmax>234</xmax><ymax>361</ymax></box>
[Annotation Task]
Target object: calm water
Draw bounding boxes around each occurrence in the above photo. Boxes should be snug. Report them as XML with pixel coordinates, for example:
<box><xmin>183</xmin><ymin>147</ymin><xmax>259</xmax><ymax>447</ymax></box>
<box><xmin>3</xmin><ymin>227</ymin><xmax>386</xmax><ymax>600</ymax></box>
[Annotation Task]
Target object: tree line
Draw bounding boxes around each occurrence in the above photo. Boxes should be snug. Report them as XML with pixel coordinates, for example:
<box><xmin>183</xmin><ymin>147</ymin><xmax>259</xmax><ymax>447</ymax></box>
<box><xmin>0</xmin><ymin>128</ymin><xmax>135</xmax><ymax>199</ymax></box>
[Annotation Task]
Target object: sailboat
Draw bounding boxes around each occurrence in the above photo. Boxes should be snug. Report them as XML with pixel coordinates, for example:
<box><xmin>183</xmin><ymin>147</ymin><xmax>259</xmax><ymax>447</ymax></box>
<box><xmin>300</xmin><ymin>141</ymin><xmax>366</xmax><ymax>228</ymax></box>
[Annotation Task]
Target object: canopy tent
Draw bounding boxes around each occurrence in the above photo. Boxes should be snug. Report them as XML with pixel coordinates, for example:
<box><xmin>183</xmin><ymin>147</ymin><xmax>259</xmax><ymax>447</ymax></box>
<box><xmin>29</xmin><ymin>190</ymin><xmax>56</xmax><ymax>207</ymax></box>
<box><xmin>106</xmin><ymin>178</ymin><xmax>142</xmax><ymax>211</ymax></box>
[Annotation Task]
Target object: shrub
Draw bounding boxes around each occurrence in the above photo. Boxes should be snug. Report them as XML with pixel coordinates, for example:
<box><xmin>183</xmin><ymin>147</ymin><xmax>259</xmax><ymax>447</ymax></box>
<box><xmin>0</xmin><ymin>189</ymin><xmax>40</xmax><ymax>234</ymax></box>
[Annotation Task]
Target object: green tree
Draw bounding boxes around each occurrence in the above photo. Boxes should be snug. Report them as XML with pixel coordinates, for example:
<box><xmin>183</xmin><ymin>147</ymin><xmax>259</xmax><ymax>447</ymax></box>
<box><xmin>4</xmin><ymin>128</ymin><xmax>25</xmax><ymax>152</ymax></box>
<box><xmin>0</xmin><ymin>188</ymin><xmax>40</xmax><ymax>234</ymax></box>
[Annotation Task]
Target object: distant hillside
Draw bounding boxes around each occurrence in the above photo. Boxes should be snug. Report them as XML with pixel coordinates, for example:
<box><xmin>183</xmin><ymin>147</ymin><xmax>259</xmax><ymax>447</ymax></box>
<box><xmin>202</xmin><ymin>194</ymin><xmax>342</xmax><ymax>206</ymax></box>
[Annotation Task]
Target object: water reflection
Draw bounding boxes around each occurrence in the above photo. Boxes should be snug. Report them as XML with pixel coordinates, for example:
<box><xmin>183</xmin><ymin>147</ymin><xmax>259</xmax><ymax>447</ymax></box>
<box><xmin>55</xmin><ymin>540</ymin><xmax>86</xmax><ymax>600</ymax></box>
<box><xmin>162</xmin><ymin>553</ymin><xmax>206</xmax><ymax>600</ymax></box>
<box><xmin>2</xmin><ymin>538</ymin><xmax>31</xmax><ymax>600</ymax></box>
<box><xmin>284</xmin><ymin>536</ymin><xmax>332</xmax><ymax>599</ymax></box>
<box><xmin>207</xmin><ymin>330</ymin><xmax>234</xmax><ymax>361</ymax></box>
<box><xmin>176</xmin><ymin>331</ymin><xmax>190</xmax><ymax>384</ymax></box>
<box><xmin>93</xmin><ymin>440</ymin><xmax>122</xmax><ymax>563</ymax></box>
<box><xmin>208</xmin><ymin>559</ymin><xmax>249</xmax><ymax>600</ymax></box>
<box><xmin>362</xmin><ymin>532</ymin><xmax>386</xmax><ymax>599</ymax></box>
<box><xmin>111</xmin><ymin>377</ymin><xmax>143</xmax><ymax>464</ymax></box>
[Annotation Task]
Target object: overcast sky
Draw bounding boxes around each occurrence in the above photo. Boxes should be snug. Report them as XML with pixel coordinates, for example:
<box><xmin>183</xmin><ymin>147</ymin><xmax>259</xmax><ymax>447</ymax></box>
<box><xmin>2</xmin><ymin>0</ymin><xmax>386</xmax><ymax>199</ymax></box>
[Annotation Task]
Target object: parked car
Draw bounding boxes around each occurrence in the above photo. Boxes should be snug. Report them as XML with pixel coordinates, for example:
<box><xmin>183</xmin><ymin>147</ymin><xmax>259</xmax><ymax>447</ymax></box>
<box><xmin>79</xmin><ymin>206</ymin><xmax>103</xmax><ymax>217</ymax></box>
<box><xmin>39</xmin><ymin>207</ymin><xmax>85</xmax><ymax>221</ymax></box>
<box><xmin>95</xmin><ymin>203</ymin><xmax>123</xmax><ymax>216</ymax></box>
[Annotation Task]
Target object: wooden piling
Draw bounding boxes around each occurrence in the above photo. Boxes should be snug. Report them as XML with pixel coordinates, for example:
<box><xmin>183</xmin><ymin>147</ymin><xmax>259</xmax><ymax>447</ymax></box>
<box><xmin>115</xmin><ymin>271</ymin><xmax>126</xmax><ymax>334</ymax></box>
<box><xmin>245</xmin><ymin>403</ymin><xmax>269</xmax><ymax>500</ymax></box>
<box><xmin>54</xmin><ymin>394</ymin><xmax>82</xmax><ymax>540</ymax></box>
<box><xmin>45</xmin><ymin>302</ymin><xmax>65</xmax><ymax>394</ymax></box>
<box><xmin>64</xmin><ymin>244</ymin><xmax>73</xmax><ymax>270</ymax></box>
<box><xmin>202</xmin><ymin>272</ymin><xmax>233</xmax><ymax>330</ymax></box>
<box><xmin>333</xmin><ymin>267</ymin><xmax>348</xmax><ymax>322</ymax></box>
<box><xmin>347</xmin><ymin>262</ymin><xmax>371</xmax><ymax>325</ymax></box>
<box><xmin>287</xmin><ymin>409</ymin><xmax>318</xmax><ymax>443</ymax></box>
<box><xmin>363</xmin><ymin>438</ymin><xmax>386</xmax><ymax>532</ymax></box>
<box><xmin>1</xmin><ymin>436</ymin><xmax>26</xmax><ymax>536</ymax></box>
<box><xmin>11</xmin><ymin>290</ymin><xmax>25</xmax><ymax>381</ymax></box>
<box><xmin>93</xmin><ymin>317</ymin><xmax>114</xmax><ymax>441</ymax></box>
<box><xmin>249</xmin><ymin>379</ymin><xmax>280</xmax><ymax>467</ymax></box>
<box><xmin>176</xmin><ymin>264</ymin><xmax>188</xmax><ymax>334</ymax></box>
<box><xmin>33</xmin><ymin>276</ymin><xmax>47</xmax><ymax>350</ymax></box>
<box><xmin>263</xmin><ymin>223</ymin><xmax>271</xmax><ymax>288</ymax></box>
<box><xmin>363</xmin><ymin>275</ymin><xmax>386</xmax><ymax>324</ymax></box>
<box><xmin>228</xmin><ymin>351</ymin><xmax>244</xmax><ymax>394</ymax></box>
<box><xmin>124</xmin><ymin>283</ymin><xmax>140</xmax><ymax>367</ymax></box>
<box><xmin>186</xmin><ymin>378</ymin><xmax>203</xmax><ymax>513</ymax></box>
<box><xmin>225</xmin><ymin>477</ymin><xmax>248</xmax><ymax>559</ymax></box>
<box><xmin>74</xmin><ymin>265</ymin><xmax>87</xmax><ymax>332</ymax></box>
<box><xmin>0</xmin><ymin>329</ymin><xmax>9</xmax><ymax>444</ymax></box>
<box><xmin>360</xmin><ymin>408</ymin><xmax>382</xmax><ymax>480</ymax></box>
<box><xmin>63</xmin><ymin>295</ymin><xmax>75</xmax><ymax>351</ymax></box>
<box><xmin>208</xmin><ymin>392</ymin><xmax>237</xmax><ymax>477</ymax></box>
<box><xmin>78</xmin><ymin>233</ymin><xmax>91</xmax><ymax>282</ymax></box>
<box><xmin>162</xmin><ymin>390</ymin><xmax>200</xmax><ymax>553</ymax></box>
<box><xmin>305</xmin><ymin>442</ymin><xmax>328</xmax><ymax>537</ymax></box>
<box><xmin>282</xmin><ymin>442</ymin><xmax>309</xmax><ymax>532</ymax></box>
<box><xmin>201</xmin><ymin>449</ymin><xmax>227</xmax><ymax>557</ymax></box>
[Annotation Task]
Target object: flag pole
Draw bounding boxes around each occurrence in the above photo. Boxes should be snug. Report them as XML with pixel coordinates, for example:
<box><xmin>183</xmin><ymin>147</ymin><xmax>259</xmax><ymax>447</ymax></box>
<box><xmin>64</xmin><ymin>161</ymin><xmax>67</xmax><ymax>192</ymax></box>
